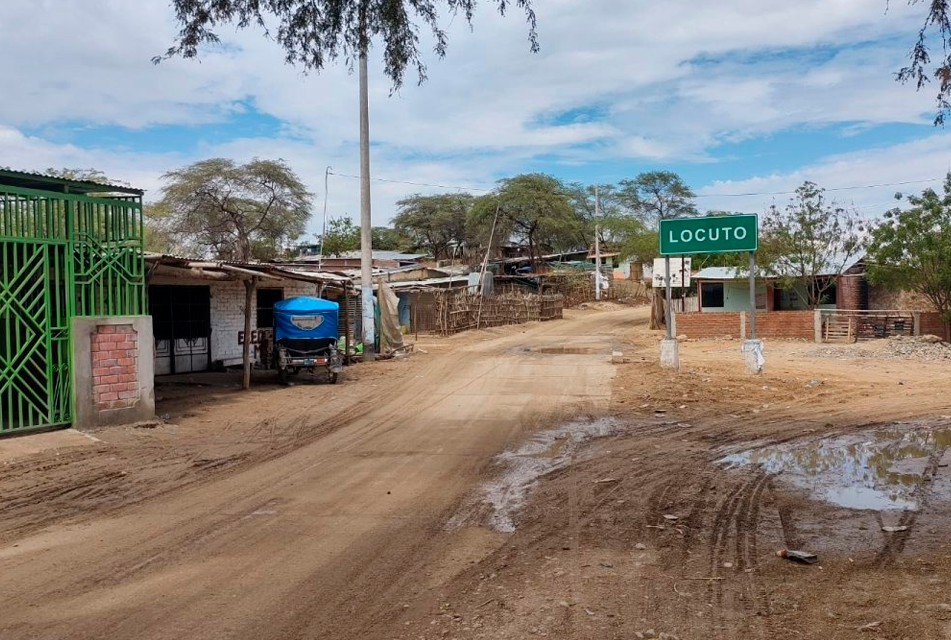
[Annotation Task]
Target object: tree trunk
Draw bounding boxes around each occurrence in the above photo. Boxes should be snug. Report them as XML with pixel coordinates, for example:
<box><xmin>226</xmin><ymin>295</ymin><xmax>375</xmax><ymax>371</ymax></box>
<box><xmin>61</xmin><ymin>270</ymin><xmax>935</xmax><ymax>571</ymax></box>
<box><xmin>650</xmin><ymin>287</ymin><xmax>665</xmax><ymax>330</ymax></box>
<box><xmin>242</xmin><ymin>278</ymin><xmax>256</xmax><ymax>390</ymax></box>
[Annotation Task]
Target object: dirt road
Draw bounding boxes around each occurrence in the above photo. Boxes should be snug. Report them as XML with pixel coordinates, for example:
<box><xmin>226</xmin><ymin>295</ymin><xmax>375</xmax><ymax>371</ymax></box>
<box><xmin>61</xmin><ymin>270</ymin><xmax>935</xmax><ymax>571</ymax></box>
<box><xmin>4</xmin><ymin>305</ymin><xmax>951</xmax><ymax>640</ymax></box>
<box><xmin>0</xmin><ymin>307</ymin><xmax>634</xmax><ymax>640</ymax></box>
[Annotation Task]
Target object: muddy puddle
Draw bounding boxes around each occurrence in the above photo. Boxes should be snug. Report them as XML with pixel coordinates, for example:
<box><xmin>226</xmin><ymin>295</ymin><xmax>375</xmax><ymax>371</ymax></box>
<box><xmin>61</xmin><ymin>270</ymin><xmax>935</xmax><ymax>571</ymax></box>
<box><xmin>532</xmin><ymin>346</ymin><xmax>605</xmax><ymax>355</ymax></box>
<box><xmin>449</xmin><ymin>417</ymin><xmax>620</xmax><ymax>532</ymax></box>
<box><xmin>721</xmin><ymin>422</ymin><xmax>951</xmax><ymax>511</ymax></box>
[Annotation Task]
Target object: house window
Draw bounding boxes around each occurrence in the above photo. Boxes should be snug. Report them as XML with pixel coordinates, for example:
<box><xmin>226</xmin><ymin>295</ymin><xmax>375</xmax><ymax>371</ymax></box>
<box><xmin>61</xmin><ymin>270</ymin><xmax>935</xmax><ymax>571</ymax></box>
<box><xmin>701</xmin><ymin>282</ymin><xmax>725</xmax><ymax>308</ymax></box>
<box><xmin>256</xmin><ymin>288</ymin><xmax>284</xmax><ymax>328</ymax></box>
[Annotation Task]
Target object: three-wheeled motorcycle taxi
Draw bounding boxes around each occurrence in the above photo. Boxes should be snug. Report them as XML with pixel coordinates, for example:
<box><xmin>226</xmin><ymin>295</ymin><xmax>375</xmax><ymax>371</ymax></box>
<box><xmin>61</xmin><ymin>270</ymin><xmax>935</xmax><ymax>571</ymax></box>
<box><xmin>272</xmin><ymin>296</ymin><xmax>344</xmax><ymax>384</ymax></box>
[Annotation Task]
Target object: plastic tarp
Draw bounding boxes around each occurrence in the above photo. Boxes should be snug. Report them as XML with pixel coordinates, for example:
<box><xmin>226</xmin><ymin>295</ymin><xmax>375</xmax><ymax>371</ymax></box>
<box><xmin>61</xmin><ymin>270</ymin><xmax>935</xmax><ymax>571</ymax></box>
<box><xmin>273</xmin><ymin>296</ymin><xmax>339</xmax><ymax>342</ymax></box>
<box><xmin>377</xmin><ymin>281</ymin><xmax>404</xmax><ymax>354</ymax></box>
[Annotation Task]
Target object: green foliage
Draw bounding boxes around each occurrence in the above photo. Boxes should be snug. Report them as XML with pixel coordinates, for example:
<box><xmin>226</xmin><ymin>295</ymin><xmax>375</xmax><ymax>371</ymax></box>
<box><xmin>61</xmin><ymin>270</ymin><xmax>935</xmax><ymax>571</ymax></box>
<box><xmin>393</xmin><ymin>193</ymin><xmax>473</xmax><ymax>259</ymax></box>
<box><xmin>688</xmin><ymin>212</ymin><xmax>755</xmax><ymax>271</ymax></box>
<box><xmin>897</xmin><ymin>1</ymin><xmax>951</xmax><ymax>125</ymax></box>
<box><xmin>617</xmin><ymin>171</ymin><xmax>698</xmax><ymax>222</ymax></box>
<box><xmin>372</xmin><ymin>226</ymin><xmax>414</xmax><ymax>252</ymax></box>
<box><xmin>159</xmin><ymin>0</ymin><xmax>538</xmax><ymax>89</ymax></box>
<box><xmin>156</xmin><ymin>158</ymin><xmax>312</xmax><ymax>261</ymax></box>
<box><xmin>564</xmin><ymin>183</ymin><xmax>615</xmax><ymax>247</ymax></box>
<box><xmin>42</xmin><ymin>167</ymin><xmax>121</xmax><ymax>186</ymax></box>
<box><xmin>469</xmin><ymin>173</ymin><xmax>580</xmax><ymax>264</ymax></box>
<box><xmin>759</xmin><ymin>182</ymin><xmax>865</xmax><ymax>309</ymax></box>
<box><xmin>317</xmin><ymin>217</ymin><xmax>360</xmax><ymax>256</ymax></box>
<box><xmin>866</xmin><ymin>174</ymin><xmax>951</xmax><ymax>319</ymax></box>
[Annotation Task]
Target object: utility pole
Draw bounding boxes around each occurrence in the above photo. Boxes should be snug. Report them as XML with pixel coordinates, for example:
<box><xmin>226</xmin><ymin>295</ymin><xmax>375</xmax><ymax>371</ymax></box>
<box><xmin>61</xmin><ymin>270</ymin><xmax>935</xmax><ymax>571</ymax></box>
<box><xmin>594</xmin><ymin>186</ymin><xmax>602</xmax><ymax>301</ymax></box>
<box><xmin>318</xmin><ymin>165</ymin><xmax>331</xmax><ymax>270</ymax></box>
<box><xmin>359</xmin><ymin>53</ymin><xmax>376</xmax><ymax>361</ymax></box>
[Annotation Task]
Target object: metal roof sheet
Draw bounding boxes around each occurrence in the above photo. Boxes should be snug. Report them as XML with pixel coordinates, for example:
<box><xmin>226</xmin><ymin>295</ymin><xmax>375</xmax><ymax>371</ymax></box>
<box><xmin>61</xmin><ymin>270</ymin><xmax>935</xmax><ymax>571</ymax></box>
<box><xmin>0</xmin><ymin>169</ymin><xmax>144</xmax><ymax>196</ymax></box>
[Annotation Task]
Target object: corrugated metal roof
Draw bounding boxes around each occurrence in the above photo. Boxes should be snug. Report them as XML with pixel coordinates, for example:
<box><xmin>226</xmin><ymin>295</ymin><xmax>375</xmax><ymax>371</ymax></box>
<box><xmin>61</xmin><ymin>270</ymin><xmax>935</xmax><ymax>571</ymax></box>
<box><xmin>145</xmin><ymin>253</ymin><xmax>354</xmax><ymax>286</ymax></box>
<box><xmin>693</xmin><ymin>267</ymin><xmax>744</xmax><ymax>280</ymax></box>
<box><xmin>693</xmin><ymin>255</ymin><xmax>865</xmax><ymax>281</ymax></box>
<box><xmin>0</xmin><ymin>168</ymin><xmax>144</xmax><ymax>196</ymax></box>
<box><xmin>387</xmin><ymin>276</ymin><xmax>471</xmax><ymax>290</ymax></box>
<box><xmin>293</xmin><ymin>250</ymin><xmax>428</xmax><ymax>262</ymax></box>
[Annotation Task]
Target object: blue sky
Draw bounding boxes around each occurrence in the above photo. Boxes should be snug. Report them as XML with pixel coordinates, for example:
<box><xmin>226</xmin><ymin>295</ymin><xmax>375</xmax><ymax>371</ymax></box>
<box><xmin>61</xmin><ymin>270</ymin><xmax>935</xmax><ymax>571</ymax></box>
<box><xmin>1</xmin><ymin>0</ymin><xmax>949</xmax><ymax>235</ymax></box>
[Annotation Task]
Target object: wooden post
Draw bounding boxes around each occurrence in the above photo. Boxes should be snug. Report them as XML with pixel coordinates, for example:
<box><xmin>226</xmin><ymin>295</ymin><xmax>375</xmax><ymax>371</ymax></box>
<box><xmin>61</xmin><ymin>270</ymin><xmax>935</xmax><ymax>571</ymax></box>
<box><xmin>343</xmin><ymin>286</ymin><xmax>352</xmax><ymax>365</ymax></box>
<box><xmin>414</xmin><ymin>290</ymin><xmax>420</xmax><ymax>341</ymax></box>
<box><xmin>242</xmin><ymin>277</ymin><xmax>257</xmax><ymax>390</ymax></box>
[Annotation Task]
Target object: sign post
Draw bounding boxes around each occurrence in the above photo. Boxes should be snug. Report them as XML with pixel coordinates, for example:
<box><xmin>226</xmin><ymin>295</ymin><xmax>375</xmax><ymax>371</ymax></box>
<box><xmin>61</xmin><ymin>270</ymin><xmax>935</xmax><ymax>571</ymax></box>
<box><xmin>658</xmin><ymin>214</ymin><xmax>761</xmax><ymax>373</ymax></box>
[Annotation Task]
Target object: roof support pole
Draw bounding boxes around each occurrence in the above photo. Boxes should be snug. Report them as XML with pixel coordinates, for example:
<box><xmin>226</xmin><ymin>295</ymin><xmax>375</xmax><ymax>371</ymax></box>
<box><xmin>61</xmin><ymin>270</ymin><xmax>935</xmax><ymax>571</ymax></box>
<box><xmin>242</xmin><ymin>277</ymin><xmax>258</xmax><ymax>390</ymax></box>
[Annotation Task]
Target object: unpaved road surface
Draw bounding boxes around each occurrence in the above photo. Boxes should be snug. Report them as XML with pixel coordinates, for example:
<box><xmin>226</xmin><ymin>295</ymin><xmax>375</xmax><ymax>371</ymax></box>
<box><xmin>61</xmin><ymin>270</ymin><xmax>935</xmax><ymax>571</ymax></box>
<box><xmin>0</xmin><ymin>308</ymin><xmax>629</xmax><ymax>640</ymax></box>
<box><xmin>4</xmin><ymin>305</ymin><xmax>951</xmax><ymax>640</ymax></box>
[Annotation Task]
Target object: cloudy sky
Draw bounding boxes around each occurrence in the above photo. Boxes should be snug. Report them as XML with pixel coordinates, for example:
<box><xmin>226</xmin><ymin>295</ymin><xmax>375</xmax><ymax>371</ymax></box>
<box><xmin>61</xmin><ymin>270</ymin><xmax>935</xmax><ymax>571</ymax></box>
<box><xmin>1</xmin><ymin>0</ymin><xmax>949</xmax><ymax>235</ymax></box>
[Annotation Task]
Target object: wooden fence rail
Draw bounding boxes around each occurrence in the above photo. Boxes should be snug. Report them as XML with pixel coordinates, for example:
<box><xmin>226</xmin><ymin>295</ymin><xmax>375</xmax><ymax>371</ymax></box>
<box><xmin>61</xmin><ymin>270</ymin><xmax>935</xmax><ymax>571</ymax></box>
<box><xmin>432</xmin><ymin>290</ymin><xmax>564</xmax><ymax>335</ymax></box>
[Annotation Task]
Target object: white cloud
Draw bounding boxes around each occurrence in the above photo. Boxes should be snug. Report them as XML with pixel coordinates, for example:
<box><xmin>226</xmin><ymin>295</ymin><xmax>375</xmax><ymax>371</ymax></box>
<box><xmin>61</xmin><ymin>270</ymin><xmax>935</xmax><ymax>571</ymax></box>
<box><xmin>697</xmin><ymin>132</ymin><xmax>951</xmax><ymax>216</ymax></box>
<box><xmin>0</xmin><ymin>0</ymin><xmax>944</xmax><ymax>230</ymax></box>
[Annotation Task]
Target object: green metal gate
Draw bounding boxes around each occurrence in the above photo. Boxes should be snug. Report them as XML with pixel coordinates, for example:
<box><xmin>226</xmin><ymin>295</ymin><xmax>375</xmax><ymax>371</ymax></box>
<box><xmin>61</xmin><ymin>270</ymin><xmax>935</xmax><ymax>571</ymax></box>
<box><xmin>0</xmin><ymin>171</ymin><xmax>144</xmax><ymax>434</ymax></box>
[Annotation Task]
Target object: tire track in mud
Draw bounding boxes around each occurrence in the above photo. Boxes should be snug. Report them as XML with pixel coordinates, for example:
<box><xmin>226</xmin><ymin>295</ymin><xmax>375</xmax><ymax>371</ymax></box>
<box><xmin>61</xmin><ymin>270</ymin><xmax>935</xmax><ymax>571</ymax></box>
<box><xmin>705</xmin><ymin>472</ymin><xmax>769</xmax><ymax>638</ymax></box>
<box><xmin>874</xmin><ymin>453</ymin><xmax>942</xmax><ymax>567</ymax></box>
<box><xmin>0</xmin><ymin>384</ymin><xmax>393</xmax><ymax>544</ymax></box>
<box><xmin>1</xmin><ymin>352</ymin><xmax>502</xmax><ymax>602</ymax></box>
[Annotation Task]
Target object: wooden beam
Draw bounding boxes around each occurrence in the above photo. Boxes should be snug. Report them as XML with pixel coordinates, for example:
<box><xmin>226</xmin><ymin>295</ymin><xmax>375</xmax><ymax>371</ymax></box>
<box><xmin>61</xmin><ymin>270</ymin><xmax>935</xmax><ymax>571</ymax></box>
<box><xmin>149</xmin><ymin>264</ymin><xmax>234</xmax><ymax>281</ymax></box>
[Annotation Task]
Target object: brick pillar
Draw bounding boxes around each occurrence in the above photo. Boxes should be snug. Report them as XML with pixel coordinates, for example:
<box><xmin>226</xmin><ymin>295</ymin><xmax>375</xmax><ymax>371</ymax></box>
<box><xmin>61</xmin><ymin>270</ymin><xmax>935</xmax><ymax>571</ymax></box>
<box><xmin>90</xmin><ymin>324</ymin><xmax>140</xmax><ymax>410</ymax></box>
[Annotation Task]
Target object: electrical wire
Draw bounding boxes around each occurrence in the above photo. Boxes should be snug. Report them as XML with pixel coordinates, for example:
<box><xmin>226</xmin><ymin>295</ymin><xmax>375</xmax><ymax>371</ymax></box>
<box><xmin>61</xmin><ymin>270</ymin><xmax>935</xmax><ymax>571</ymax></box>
<box><xmin>326</xmin><ymin>170</ymin><xmax>942</xmax><ymax>200</ymax></box>
<box><xmin>696</xmin><ymin>177</ymin><xmax>943</xmax><ymax>199</ymax></box>
<box><xmin>327</xmin><ymin>171</ymin><xmax>492</xmax><ymax>192</ymax></box>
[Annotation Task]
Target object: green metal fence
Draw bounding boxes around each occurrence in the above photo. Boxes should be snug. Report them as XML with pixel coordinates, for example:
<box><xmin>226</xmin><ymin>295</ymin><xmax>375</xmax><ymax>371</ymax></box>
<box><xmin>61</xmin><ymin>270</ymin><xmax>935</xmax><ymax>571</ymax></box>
<box><xmin>0</xmin><ymin>172</ymin><xmax>144</xmax><ymax>434</ymax></box>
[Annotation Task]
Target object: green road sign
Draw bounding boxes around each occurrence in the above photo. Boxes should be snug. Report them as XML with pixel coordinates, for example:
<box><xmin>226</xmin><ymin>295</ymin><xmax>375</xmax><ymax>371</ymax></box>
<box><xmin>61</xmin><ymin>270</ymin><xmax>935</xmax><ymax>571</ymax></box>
<box><xmin>659</xmin><ymin>214</ymin><xmax>758</xmax><ymax>255</ymax></box>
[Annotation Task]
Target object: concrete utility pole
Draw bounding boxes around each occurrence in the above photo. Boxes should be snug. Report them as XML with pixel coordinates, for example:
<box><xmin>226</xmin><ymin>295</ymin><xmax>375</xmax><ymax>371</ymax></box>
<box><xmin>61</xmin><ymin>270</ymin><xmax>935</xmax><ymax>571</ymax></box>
<box><xmin>359</xmin><ymin>53</ymin><xmax>376</xmax><ymax>361</ymax></box>
<box><xmin>594</xmin><ymin>186</ymin><xmax>602</xmax><ymax>301</ymax></box>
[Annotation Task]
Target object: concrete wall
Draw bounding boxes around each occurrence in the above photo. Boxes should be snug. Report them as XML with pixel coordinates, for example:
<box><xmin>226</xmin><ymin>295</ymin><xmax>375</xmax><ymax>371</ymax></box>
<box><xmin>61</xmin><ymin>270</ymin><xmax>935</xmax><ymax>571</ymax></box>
<box><xmin>72</xmin><ymin>316</ymin><xmax>155</xmax><ymax>428</ymax></box>
<box><xmin>150</xmin><ymin>276</ymin><xmax>318</xmax><ymax>367</ymax></box>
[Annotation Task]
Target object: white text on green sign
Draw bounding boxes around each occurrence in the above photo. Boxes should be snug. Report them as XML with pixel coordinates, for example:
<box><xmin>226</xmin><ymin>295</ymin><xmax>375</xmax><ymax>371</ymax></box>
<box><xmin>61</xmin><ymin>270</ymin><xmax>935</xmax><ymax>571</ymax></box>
<box><xmin>659</xmin><ymin>214</ymin><xmax>758</xmax><ymax>255</ymax></box>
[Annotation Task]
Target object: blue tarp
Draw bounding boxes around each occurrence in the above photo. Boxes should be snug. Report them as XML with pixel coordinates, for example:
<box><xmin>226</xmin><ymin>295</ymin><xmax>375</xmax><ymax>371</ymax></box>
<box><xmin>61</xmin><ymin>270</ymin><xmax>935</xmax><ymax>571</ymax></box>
<box><xmin>273</xmin><ymin>296</ymin><xmax>339</xmax><ymax>342</ymax></box>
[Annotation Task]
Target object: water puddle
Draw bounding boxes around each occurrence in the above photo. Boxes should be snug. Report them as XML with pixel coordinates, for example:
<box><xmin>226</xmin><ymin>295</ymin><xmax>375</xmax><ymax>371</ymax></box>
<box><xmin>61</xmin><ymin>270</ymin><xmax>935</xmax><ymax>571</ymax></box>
<box><xmin>532</xmin><ymin>346</ymin><xmax>605</xmax><ymax>355</ymax></box>
<box><xmin>721</xmin><ymin>423</ymin><xmax>951</xmax><ymax>511</ymax></box>
<box><xmin>449</xmin><ymin>417</ymin><xmax>620</xmax><ymax>532</ymax></box>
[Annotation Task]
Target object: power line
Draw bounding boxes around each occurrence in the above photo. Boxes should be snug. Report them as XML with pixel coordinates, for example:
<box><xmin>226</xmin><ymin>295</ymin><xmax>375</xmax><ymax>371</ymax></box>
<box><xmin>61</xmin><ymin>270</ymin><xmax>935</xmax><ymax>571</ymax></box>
<box><xmin>327</xmin><ymin>171</ymin><xmax>492</xmax><ymax>193</ymax></box>
<box><xmin>327</xmin><ymin>170</ymin><xmax>943</xmax><ymax>200</ymax></box>
<box><xmin>695</xmin><ymin>177</ymin><xmax>942</xmax><ymax>199</ymax></box>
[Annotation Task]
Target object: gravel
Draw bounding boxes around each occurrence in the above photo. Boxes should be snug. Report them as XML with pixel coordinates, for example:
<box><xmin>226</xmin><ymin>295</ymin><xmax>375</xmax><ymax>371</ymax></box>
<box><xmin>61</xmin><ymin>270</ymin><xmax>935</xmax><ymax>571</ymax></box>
<box><xmin>803</xmin><ymin>335</ymin><xmax>951</xmax><ymax>361</ymax></box>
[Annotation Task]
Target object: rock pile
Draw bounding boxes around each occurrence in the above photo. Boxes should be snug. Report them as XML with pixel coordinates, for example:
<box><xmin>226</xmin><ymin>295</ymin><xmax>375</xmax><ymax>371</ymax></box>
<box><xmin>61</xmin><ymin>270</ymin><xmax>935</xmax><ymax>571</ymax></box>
<box><xmin>804</xmin><ymin>335</ymin><xmax>951</xmax><ymax>361</ymax></box>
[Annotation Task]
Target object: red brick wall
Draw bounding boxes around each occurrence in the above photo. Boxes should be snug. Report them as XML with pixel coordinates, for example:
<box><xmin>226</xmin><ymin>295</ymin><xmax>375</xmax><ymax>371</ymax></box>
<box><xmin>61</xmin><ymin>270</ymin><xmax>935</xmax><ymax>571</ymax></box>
<box><xmin>676</xmin><ymin>312</ymin><xmax>742</xmax><ymax>339</ymax></box>
<box><xmin>91</xmin><ymin>324</ymin><xmax>139</xmax><ymax>410</ymax></box>
<box><xmin>920</xmin><ymin>312</ymin><xmax>949</xmax><ymax>339</ymax></box>
<box><xmin>747</xmin><ymin>310</ymin><xmax>815</xmax><ymax>340</ymax></box>
<box><xmin>837</xmin><ymin>274</ymin><xmax>867</xmax><ymax>310</ymax></box>
<box><xmin>676</xmin><ymin>310</ymin><xmax>815</xmax><ymax>340</ymax></box>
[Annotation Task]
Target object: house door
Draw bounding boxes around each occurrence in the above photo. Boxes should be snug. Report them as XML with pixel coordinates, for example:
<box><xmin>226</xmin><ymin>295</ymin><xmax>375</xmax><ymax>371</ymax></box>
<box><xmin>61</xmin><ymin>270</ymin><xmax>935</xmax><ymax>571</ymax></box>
<box><xmin>148</xmin><ymin>285</ymin><xmax>211</xmax><ymax>375</ymax></box>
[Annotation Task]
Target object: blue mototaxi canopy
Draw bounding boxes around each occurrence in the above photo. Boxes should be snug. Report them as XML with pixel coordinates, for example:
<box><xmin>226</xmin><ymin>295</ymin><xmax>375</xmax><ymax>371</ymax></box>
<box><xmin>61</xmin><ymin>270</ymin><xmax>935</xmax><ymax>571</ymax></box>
<box><xmin>273</xmin><ymin>296</ymin><xmax>339</xmax><ymax>342</ymax></box>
